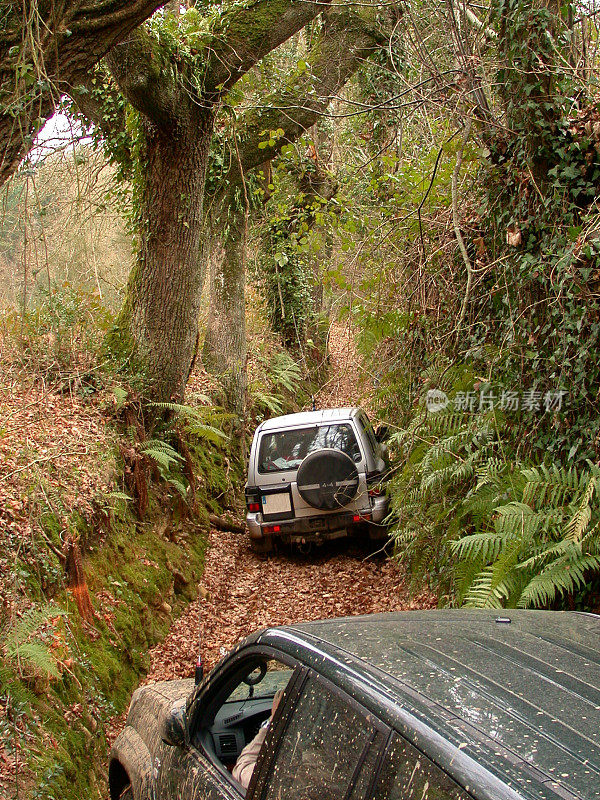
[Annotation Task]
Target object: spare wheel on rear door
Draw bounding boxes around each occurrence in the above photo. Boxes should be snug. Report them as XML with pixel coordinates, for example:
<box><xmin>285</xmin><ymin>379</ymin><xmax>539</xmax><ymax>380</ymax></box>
<box><xmin>296</xmin><ymin>448</ymin><xmax>359</xmax><ymax>511</ymax></box>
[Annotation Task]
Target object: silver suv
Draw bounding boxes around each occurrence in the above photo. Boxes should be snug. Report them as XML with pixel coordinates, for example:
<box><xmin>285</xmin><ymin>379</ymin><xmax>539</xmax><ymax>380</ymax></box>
<box><xmin>245</xmin><ymin>407</ymin><xmax>389</xmax><ymax>552</ymax></box>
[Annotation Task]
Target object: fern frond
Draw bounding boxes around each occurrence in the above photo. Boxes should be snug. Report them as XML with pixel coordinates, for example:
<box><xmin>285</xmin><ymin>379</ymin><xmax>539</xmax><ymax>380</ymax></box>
<box><xmin>10</xmin><ymin>607</ymin><xmax>56</xmax><ymax>647</ymax></box>
<box><xmin>463</xmin><ymin>568</ymin><xmax>504</xmax><ymax>608</ymax></box>
<box><xmin>252</xmin><ymin>390</ymin><xmax>284</xmax><ymax>415</ymax></box>
<box><xmin>454</xmin><ymin>556</ymin><xmax>487</xmax><ymax>605</ymax></box>
<box><xmin>493</xmin><ymin>502</ymin><xmax>559</xmax><ymax>539</ymax></box>
<box><xmin>522</xmin><ymin>464</ymin><xmax>584</xmax><ymax>509</ymax></box>
<box><xmin>517</xmin><ymin>553</ymin><xmax>600</xmax><ymax>608</ymax></box>
<box><xmin>141</xmin><ymin>439</ymin><xmax>184</xmax><ymax>471</ymax></box>
<box><xmin>149</xmin><ymin>401</ymin><xmax>201</xmax><ymax>415</ymax></box>
<box><xmin>2</xmin><ymin>606</ymin><xmax>64</xmax><ymax>680</ymax></box>
<box><xmin>451</xmin><ymin>532</ymin><xmax>505</xmax><ymax>563</ymax></box>
<box><xmin>565</xmin><ymin>475</ymin><xmax>597</xmax><ymax>542</ymax></box>
<box><xmin>185</xmin><ymin>422</ymin><xmax>228</xmax><ymax>444</ymax></box>
<box><xmin>516</xmin><ymin>538</ymin><xmax>575</xmax><ymax>570</ymax></box>
<box><xmin>8</xmin><ymin>642</ymin><xmax>61</xmax><ymax>679</ymax></box>
<box><xmin>148</xmin><ymin>402</ymin><xmax>228</xmax><ymax>442</ymax></box>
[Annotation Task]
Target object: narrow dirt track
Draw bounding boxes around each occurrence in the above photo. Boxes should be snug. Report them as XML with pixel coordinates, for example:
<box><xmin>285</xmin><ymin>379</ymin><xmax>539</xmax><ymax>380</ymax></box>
<box><xmin>106</xmin><ymin>322</ymin><xmax>435</xmax><ymax>747</ymax></box>
<box><xmin>314</xmin><ymin>320</ymin><xmax>374</xmax><ymax>411</ymax></box>
<box><xmin>144</xmin><ymin>532</ymin><xmax>436</xmax><ymax>683</ymax></box>
<box><xmin>139</xmin><ymin>321</ymin><xmax>436</xmax><ymax>685</ymax></box>
<box><xmin>140</xmin><ymin>321</ymin><xmax>437</xmax><ymax>685</ymax></box>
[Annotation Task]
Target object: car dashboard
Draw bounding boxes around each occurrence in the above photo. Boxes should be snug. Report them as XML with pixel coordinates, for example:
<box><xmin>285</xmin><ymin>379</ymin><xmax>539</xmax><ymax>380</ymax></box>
<box><xmin>209</xmin><ymin>697</ymin><xmax>272</xmax><ymax>762</ymax></box>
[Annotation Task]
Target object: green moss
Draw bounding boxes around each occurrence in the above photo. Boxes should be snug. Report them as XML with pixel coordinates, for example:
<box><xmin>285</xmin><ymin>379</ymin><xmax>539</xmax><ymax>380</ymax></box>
<box><xmin>19</xmin><ymin>502</ymin><xmax>209</xmax><ymax>800</ymax></box>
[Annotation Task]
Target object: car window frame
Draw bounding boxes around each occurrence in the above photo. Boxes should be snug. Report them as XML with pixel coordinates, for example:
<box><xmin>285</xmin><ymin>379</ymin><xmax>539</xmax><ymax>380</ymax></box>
<box><xmin>186</xmin><ymin>644</ymin><xmax>307</xmax><ymax>796</ymax></box>
<box><xmin>356</xmin><ymin>412</ymin><xmax>379</xmax><ymax>459</ymax></box>
<box><xmin>250</xmin><ymin>668</ymin><xmax>390</xmax><ymax>800</ymax></box>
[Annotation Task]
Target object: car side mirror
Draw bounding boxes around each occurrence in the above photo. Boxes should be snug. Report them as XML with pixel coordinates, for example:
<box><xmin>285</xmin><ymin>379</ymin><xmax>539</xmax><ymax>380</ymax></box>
<box><xmin>160</xmin><ymin>700</ymin><xmax>189</xmax><ymax>748</ymax></box>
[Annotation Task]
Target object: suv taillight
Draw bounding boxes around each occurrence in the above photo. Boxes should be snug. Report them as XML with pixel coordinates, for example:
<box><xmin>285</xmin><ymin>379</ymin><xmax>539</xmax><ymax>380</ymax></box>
<box><xmin>245</xmin><ymin>486</ymin><xmax>261</xmax><ymax>513</ymax></box>
<box><xmin>366</xmin><ymin>469</ymin><xmax>386</xmax><ymax>498</ymax></box>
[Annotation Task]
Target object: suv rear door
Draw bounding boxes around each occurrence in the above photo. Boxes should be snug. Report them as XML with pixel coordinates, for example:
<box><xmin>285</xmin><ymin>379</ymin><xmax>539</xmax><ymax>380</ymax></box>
<box><xmin>251</xmin><ymin>672</ymin><xmax>387</xmax><ymax>800</ymax></box>
<box><xmin>254</xmin><ymin>422</ymin><xmax>370</xmax><ymax>521</ymax></box>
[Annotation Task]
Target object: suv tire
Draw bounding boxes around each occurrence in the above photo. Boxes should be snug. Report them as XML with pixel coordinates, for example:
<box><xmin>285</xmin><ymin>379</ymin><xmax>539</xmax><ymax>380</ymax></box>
<box><xmin>250</xmin><ymin>534</ymin><xmax>273</xmax><ymax>555</ymax></box>
<box><xmin>296</xmin><ymin>448</ymin><xmax>359</xmax><ymax>511</ymax></box>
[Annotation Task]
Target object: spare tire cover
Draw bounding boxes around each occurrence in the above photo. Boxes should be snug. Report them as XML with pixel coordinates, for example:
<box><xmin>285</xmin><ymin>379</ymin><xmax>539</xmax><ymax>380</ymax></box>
<box><xmin>296</xmin><ymin>448</ymin><xmax>359</xmax><ymax>511</ymax></box>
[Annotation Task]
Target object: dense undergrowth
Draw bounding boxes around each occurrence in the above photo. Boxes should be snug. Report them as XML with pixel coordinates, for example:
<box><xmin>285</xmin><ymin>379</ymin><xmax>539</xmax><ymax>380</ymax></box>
<box><xmin>0</xmin><ymin>283</ymin><xmax>307</xmax><ymax>800</ymax></box>
<box><xmin>337</xmin><ymin>2</ymin><xmax>600</xmax><ymax>611</ymax></box>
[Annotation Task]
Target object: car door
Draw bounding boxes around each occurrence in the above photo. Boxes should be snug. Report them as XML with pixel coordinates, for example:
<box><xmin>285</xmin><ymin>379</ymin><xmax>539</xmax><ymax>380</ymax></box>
<box><xmin>156</xmin><ymin>650</ymin><xmax>301</xmax><ymax>800</ymax></box>
<box><xmin>251</xmin><ymin>671</ymin><xmax>387</xmax><ymax>800</ymax></box>
<box><xmin>158</xmin><ymin>743</ymin><xmax>238</xmax><ymax>800</ymax></box>
<box><xmin>372</xmin><ymin>733</ymin><xmax>474</xmax><ymax>800</ymax></box>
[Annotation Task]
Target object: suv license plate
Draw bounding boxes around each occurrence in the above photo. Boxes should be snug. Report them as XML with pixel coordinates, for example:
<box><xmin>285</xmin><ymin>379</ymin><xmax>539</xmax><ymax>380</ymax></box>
<box><xmin>262</xmin><ymin>493</ymin><xmax>291</xmax><ymax>514</ymax></box>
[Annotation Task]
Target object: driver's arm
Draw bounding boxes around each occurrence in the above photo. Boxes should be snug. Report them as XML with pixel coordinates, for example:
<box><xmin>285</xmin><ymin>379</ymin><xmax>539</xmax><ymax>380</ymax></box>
<box><xmin>232</xmin><ymin>690</ymin><xmax>283</xmax><ymax>790</ymax></box>
<box><xmin>232</xmin><ymin>721</ymin><xmax>269</xmax><ymax>789</ymax></box>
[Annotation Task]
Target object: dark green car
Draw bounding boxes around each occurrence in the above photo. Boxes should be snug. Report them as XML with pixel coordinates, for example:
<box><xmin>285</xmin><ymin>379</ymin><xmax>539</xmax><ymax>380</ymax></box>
<box><xmin>109</xmin><ymin>610</ymin><xmax>600</xmax><ymax>800</ymax></box>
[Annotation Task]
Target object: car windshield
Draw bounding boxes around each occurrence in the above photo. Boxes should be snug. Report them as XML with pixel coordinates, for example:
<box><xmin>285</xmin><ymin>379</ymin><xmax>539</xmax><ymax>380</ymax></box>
<box><xmin>258</xmin><ymin>423</ymin><xmax>361</xmax><ymax>473</ymax></box>
<box><xmin>225</xmin><ymin>665</ymin><xmax>294</xmax><ymax>703</ymax></box>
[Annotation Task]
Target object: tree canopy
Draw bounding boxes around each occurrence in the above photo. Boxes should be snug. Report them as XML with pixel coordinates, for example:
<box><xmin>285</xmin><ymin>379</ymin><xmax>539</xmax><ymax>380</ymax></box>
<box><xmin>0</xmin><ymin>0</ymin><xmax>167</xmax><ymax>186</ymax></box>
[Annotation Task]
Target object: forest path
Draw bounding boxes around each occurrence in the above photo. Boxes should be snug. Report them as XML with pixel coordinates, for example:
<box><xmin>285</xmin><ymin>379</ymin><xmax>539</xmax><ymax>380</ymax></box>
<box><xmin>138</xmin><ymin>322</ymin><xmax>434</xmax><ymax>688</ymax></box>
<box><xmin>313</xmin><ymin>320</ymin><xmax>374</xmax><ymax>411</ymax></box>
<box><xmin>143</xmin><ymin>533</ymin><xmax>434</xmax><ymax>684</ymax></box>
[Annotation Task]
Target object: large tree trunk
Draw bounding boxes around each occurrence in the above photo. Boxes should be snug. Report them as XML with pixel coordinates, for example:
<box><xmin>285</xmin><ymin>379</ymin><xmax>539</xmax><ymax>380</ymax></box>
<box><xmin>114</xmin><ymin>111</ymin><xmax>213</xmax><ymax>402</ymax></box>
<box><xmin>202</xmin><ymin>199</ymin><xmax>247</xmax><ymax>414</ymax></box>
<box><xmin>97</xmin><ymin>2</ymin><xmax>328</xmax><ymax>405</ymax></box>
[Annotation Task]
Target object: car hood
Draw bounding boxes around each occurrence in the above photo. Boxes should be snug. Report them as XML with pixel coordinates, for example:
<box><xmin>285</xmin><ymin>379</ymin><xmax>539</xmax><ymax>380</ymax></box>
<box><xmin>127</xmin><ymin>679</ymin><xmax>194</xmax><ymax>755</ymax></box>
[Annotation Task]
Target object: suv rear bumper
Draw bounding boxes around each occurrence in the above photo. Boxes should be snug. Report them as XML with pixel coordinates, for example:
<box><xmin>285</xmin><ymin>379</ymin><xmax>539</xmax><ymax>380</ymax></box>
<box><xmin>247</xmin><ymin>495</ymin><xmax>388</xmax><ymax>543</ymax></box>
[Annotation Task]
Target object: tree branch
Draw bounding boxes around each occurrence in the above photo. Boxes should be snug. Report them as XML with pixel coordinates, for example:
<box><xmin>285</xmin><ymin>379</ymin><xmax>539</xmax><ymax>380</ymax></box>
<box><xmin>105</xmin><ymin>27</ymin><xmax>181</xmax><ymax>131</ymax></box>
<box><xmin>223</xmin><ymin>5</ymin><xmax>385</xmax><ymax>186</ymax></box>
<box><xmin>202</xmin><ymin>0</ymin><xmax>330</xmax><ymax>97</ymax></box>
<box><xmin>0</xmin><ymin>0</ymin><xmax>165</xmax><ymax>187</ymax></box>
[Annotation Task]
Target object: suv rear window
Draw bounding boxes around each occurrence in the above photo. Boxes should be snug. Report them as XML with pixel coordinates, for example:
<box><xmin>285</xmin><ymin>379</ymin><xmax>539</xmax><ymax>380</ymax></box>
<box><xmin>258</xmin><ymin>423</ymin><xmax>361</xmax><ymax>473</ymax></box>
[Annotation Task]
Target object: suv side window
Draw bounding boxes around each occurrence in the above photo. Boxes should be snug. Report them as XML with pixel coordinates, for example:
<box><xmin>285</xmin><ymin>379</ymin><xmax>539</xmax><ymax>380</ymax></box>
<box><xmin>375</xmin><ymin>734</ymin><xmax>472</xmax><ymax>800</ymax></box>
<box><xmin>260</xmin><ymin>675</ymin><xmax>375</xmax><ymax>800</ymax></box>
<box><xmin>356</xmin><ymin>413</ymin><xmax>379</xmax><ymax>457</ymax></box>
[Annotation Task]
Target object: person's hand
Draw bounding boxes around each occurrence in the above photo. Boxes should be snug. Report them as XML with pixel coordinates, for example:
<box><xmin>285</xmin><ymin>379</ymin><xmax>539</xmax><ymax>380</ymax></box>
<box><xmin>271</xmin><ymin>689</ymin><xmax>284</xmax><ymax>718</ymax></box>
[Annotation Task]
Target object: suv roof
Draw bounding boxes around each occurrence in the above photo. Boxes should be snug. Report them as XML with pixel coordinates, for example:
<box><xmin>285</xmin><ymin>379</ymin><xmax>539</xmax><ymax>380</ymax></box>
<box><xmin>257</xmin><ymin>407</ymin><xmax>361</xmax><ymax>433</ymax></box>
<box><xmin>252</xmin><ymin>610</ymin><xmax>600</xmax><ymax>800</ymax></box>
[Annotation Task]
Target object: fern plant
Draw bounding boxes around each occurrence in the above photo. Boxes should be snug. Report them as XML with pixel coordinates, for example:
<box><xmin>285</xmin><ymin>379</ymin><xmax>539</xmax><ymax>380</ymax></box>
<box><xmin>249</xmin><ymin>350</ymin><xmax>303</xmax><ymax>418</ymax></box>
<box><xmin>454</xmin><ymin>463</ymin><xmax>600</xmax><ymax>608</ymax></box>
<box><xmin>148</xmin><ymin>400</ymin><xmax>229</xmax><ymax>445</ymax></box>
<box><xmin>141</xmin><ymin>400</ymin><xmax>229</xmax><ymax>498</ymax></box>
<box><xmin>0</xmin><ymin>606</ymin><xmax>65</xmax><ymax>686</ymax></box>
<box><xmin>389</xmin><ymin>403</ymin><xmax>506</xmax><ymax>594</ymax></box>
